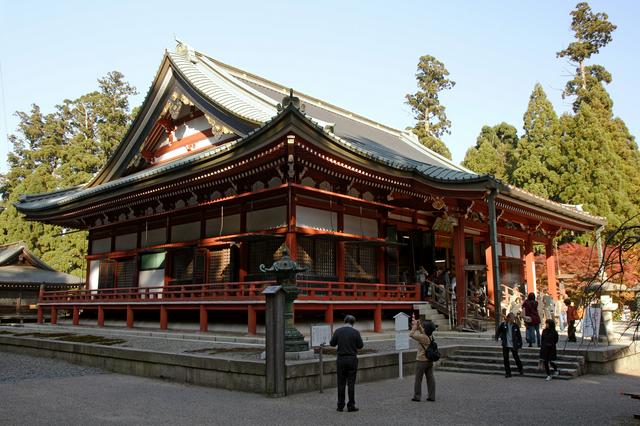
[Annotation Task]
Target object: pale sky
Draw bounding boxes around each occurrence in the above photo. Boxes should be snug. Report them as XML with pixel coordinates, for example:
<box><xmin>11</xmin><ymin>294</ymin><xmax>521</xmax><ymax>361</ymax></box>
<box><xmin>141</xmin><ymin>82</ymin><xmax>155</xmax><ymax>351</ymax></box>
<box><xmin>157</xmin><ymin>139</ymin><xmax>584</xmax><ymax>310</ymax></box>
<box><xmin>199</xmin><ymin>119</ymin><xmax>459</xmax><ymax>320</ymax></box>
<box><xmin>0</xmin><ymin>1</ymin><xmax>638</xmax><ymax>174</ymax></box>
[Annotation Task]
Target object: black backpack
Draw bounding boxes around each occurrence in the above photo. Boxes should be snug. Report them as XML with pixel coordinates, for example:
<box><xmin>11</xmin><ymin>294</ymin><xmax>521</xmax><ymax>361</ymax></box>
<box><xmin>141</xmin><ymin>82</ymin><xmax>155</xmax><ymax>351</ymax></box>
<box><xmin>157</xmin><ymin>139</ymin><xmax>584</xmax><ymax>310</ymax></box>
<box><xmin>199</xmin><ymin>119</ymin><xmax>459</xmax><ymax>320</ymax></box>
<box><xmin>423</xmin><ymin>337</ymin><xmax>440</xmax><ymax>362</ymax></box>
<box><xmin>427</xmin><ymin>338</ymin><xmax>440</xmax><ymax>362</ymax></box>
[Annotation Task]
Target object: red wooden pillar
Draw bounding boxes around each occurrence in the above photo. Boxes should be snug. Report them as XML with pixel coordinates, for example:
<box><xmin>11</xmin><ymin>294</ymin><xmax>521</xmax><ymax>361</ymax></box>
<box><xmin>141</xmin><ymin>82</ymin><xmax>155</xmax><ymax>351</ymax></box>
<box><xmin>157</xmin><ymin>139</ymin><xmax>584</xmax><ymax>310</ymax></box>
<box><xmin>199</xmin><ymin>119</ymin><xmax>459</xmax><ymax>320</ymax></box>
<box><xmin>126</xmin><ymin>306</ymin><xmax>134</xmax><ymax>328</ymax></box>
<box><xmin>97</xmin><ymin>306</ymin><xmax>105</xmax><ymax>327</ymax></box>
<box><xmin>160</xmin><ymin>305</ymin><xmax>168</xmax><ymax>330</ymax></box>
<box><xmin>525</xmin><ymin>236</ymin><xmax>536</xmax><ymax>295</ymax></box>
<box><xmin>37</xmin><ymin>306</ymin><xmax>43</xmax><ymax>324</ymax></box>
<box><xmin>545</xmin><ymin>240</ymin><xmax>557</xmax><ymax>299</ymax></box>
<box><xmin>247</xmin><ymin>304</ymin><xmax>257</xmax><ymax>335</ymax></box>
<box><xmin>374</xmin><ymin>304</ymin><xmax>383</xmax><ymax>333</ymax></box>
<box><xmin>325</xmin><ymin>304</ymin><xmax>334</xmax><ymax>325</ymax></box>
<box><xmin>485</xmin><ymin>244</ymin><xmax>495</xmax><ymax>303</ymax></box>
<box><xmin>453</xmin><ymin>219</ymin><xmax>466</xmax><ymax>326</ymax></box>
<box><xmin>72</xmin><ymin>306</ymin><xmax>80</xmax><ymax>326</ymax></box>
<box><xmin>50</xmin><ymin>306</ymin><xmax>57</xmax><ymax>325</ymax></box>
<box><xmin>200</xmin><ymin>305</ymin><xmax>208</xmax><ymax>332</ymax></box>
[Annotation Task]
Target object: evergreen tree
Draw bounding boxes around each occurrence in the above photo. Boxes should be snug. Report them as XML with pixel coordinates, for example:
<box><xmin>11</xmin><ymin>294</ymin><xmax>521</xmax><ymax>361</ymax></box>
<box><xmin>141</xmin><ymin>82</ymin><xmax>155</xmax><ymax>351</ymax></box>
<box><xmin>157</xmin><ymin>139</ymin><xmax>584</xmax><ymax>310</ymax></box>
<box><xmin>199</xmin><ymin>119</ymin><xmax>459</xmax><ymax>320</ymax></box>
<box><xmin>511</xmin><ymin>84</ymin><xmax>561</xmax><ymax>199</ymax></box>
<box><xmin>556</xmin><ymin>2</ymin><xmax>640</xmax><ymax>231</ymax></box>
<box><xmin>462</xmin><ymin>122</ymin><xmax>518</xmax><ymax>181</ymax></box>
<box><xmin>557</xmin><ymin>2</ymin><xmax>616</xmax><ymax>98</ymax></box>
<box><xmin>406</xmin><ymin>55</ymin><xmax>455</xmax><ymax>159</ymax></box>
<box><xmin>0</xmin><ymin>72</ymin><xmax>136</xmax><ymax>276</ymax></box>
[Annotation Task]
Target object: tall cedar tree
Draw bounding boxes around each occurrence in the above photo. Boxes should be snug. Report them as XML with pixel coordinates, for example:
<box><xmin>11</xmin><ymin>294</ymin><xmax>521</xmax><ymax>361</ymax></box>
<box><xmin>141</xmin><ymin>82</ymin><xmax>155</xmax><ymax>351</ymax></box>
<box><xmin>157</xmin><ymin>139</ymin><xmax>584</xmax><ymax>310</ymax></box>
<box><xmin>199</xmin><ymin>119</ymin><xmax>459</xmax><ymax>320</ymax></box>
<box><xmin>511</xmin><ymin>84</ymin><xmax>562</xmax><ymax>199</ymax></box>
<box><xmin>0</xmin><ymin>72</ymin><xmax>136</xmax><ymax>276</ymax></box>
<box><xmin>462</xmin><ymin>122</ymin><xmax>518</xmax><ymax>182</ymax></box>
<box><xmin>556</xmin><ymin>2</ymin><xmax>640</xmax><ymax>231</ymax></box>
<box><xmin>406</xmin><ymin>55</ymin><xmax>455</xmax><ymax>159</ymax></box>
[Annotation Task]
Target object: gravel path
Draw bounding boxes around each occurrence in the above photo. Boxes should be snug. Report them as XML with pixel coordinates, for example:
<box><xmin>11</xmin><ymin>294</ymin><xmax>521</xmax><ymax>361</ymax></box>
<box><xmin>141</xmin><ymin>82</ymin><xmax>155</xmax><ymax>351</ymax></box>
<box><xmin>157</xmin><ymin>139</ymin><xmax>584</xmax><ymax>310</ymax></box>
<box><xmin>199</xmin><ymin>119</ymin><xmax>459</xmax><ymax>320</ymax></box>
<box><xmin>0</xmin><ymin>352</ymin><xmax>637</xmax><ymax>425</ymax></box>
<box><xmin>0</xmin><ymin>351</ymin><xmax>106</xmax><ymax>384</ymax></box>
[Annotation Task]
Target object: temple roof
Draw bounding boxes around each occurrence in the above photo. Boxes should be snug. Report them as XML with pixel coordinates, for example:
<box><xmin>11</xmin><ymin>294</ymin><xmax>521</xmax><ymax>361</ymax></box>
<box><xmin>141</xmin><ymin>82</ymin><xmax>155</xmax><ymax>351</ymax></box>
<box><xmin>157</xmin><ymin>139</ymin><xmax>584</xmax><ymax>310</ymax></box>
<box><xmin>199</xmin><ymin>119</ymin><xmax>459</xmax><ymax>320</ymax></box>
<box><xmin>14</xmin><ymin>42</ymin><xmax>606</xmax><ymax>228</ymax></box>
<box><xmin>0</xmin><ymin>242</ymin><xmax>83</xmax><ymax>286</ymax></box>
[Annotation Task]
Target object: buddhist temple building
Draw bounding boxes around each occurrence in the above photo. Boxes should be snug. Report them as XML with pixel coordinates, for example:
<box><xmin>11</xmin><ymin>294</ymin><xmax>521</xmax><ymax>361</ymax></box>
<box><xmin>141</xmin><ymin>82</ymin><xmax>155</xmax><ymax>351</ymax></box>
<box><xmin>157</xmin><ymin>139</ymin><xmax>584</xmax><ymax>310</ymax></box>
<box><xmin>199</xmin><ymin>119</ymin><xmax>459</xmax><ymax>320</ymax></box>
<box><xmin>0</xmin><ymin>242</ymin><xmax>82</xmax><ymax>321</ymax></box>
<box><xmin>14</xmin><ymin>42</ymin><xmax>606</xmax><ymax>333</ymax></box>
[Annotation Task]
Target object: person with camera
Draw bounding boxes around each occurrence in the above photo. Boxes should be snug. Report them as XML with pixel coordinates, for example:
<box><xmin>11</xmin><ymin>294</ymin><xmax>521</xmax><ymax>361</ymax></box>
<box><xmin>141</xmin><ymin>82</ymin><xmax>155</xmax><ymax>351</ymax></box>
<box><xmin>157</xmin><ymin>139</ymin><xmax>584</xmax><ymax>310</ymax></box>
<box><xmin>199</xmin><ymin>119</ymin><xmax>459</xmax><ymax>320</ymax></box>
<box><xmin>409</xmin><ymin>316</ymin><xmax>437</xmax><ymax>402</ymax></box>
<box><xmin>495</xmin><ymin>312</ymin><xmax>524</xmax><ymax>377</ymax></box>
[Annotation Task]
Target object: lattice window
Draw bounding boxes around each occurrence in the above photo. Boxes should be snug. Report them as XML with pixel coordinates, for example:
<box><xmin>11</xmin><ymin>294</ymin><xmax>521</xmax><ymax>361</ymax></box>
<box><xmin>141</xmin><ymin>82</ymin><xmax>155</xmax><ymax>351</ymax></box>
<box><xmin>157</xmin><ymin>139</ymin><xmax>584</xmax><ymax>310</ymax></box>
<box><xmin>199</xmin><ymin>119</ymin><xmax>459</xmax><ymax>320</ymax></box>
<box><xmin>115</xmin><ymin>258</ymin><xmax>136</xmax><ymax>288</ymax></box>
<box><xmin>386</xmin><ymin>247</ymin><xmax>400</xmax><ymax>284</ymax></box>
<box><xmin>171</xmin><ymin>249</ymin><xmax>194</xmax><ymax>284</ymax></box>
<box><xmin>98</xmin><ymin>260</ymin><xmax>115</xmax><ymax>289</ymax></box>
<box><xmin>208</xmin><ymin>248</ymin><xmax>232</xmax><ymax>283</ymax></box>
<box><xmin>297</xmin><ymin>237</ymin><xmax>336</xmax><ymax>280</ymax></box>
<box><xmin>345</xmin><ymin>244</ymin><xmax>377</xmax><ymax>282</ymax></box>
<box><xmin>248</xmin><ymin>239</ymin><xmax>285</xmax><ymax>280</ymax></box>
<box><xmin>193</xmin><ymin>249</ymin><xmax>208</xmax><ymax>284</ymax></box>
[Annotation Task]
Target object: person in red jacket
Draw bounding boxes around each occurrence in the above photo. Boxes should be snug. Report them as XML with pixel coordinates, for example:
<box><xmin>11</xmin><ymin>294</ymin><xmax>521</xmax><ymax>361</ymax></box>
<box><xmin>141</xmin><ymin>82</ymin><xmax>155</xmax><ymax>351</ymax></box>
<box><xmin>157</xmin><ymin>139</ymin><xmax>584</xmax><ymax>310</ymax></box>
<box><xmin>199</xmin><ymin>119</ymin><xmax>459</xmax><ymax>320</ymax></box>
<box><xmin>565</xmin><ymin>299</ymin><xmax>578</xmax><ymax>342</ymax></box>
<box><xmin>521</xmin><ymin>292</ymin><xmax>541</xmax><ymax>347</ymax></box>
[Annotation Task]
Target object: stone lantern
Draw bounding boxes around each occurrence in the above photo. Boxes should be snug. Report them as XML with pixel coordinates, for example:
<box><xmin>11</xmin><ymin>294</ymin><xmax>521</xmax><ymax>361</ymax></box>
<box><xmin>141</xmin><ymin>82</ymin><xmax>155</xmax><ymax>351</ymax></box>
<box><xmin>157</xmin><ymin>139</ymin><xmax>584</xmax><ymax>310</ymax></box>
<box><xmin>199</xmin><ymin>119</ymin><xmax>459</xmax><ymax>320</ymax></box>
<box><xmin>260</xmin><ymin>246</ymin><xmax>309</xmax><ymax>352</ymax></box>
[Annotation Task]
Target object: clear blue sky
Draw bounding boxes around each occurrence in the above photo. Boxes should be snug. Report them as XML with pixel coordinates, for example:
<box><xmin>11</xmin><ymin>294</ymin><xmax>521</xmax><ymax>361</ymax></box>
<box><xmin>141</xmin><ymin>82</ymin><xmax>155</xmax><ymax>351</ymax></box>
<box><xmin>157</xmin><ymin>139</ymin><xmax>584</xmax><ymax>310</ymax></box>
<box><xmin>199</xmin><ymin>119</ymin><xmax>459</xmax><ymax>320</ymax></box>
<box><xmin>0</xmin><ymin>1</ymin><xmax>638</xmax><ymax>174</ymax></box>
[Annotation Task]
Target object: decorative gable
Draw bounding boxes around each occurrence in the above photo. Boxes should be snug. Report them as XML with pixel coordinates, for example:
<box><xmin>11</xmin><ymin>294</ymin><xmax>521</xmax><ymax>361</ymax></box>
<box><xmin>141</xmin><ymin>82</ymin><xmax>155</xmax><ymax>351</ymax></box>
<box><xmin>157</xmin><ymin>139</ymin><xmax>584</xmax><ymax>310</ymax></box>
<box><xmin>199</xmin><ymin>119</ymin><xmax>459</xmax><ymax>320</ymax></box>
<box><xmin>124</xmin><ymin>90</ymin><xmax>237</xmax><ymax>175</ymax></box>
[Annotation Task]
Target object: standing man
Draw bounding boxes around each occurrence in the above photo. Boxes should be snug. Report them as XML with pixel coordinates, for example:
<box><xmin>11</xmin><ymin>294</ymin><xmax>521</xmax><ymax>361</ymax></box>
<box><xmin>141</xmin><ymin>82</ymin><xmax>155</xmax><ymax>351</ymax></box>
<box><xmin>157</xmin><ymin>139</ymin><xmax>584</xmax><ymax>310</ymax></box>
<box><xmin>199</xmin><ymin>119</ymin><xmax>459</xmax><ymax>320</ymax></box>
<box><xmin>495</xmin><ymin>313</ymin><xmax>524</xmax><ymax>378</ymax></box>
<box><xmin>330</xmin><ymin>314</ymin><xmax>364</xmax><ymax>412</ymax></box>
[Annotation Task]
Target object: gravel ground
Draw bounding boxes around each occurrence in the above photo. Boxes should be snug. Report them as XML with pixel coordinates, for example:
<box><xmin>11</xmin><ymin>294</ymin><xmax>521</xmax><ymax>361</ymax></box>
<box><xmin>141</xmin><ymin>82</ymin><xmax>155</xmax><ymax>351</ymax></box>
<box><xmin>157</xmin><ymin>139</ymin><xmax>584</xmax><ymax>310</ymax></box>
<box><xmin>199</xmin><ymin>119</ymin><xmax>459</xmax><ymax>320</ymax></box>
<box><xmin>0</xmin><ymin>352</ymin><xmax>637</xmax><ymax>426</ymax></box>
<box><xmin>0</xmin><ymin>351</ymin><xmax>106</xmax><ymax>384</ymax></box>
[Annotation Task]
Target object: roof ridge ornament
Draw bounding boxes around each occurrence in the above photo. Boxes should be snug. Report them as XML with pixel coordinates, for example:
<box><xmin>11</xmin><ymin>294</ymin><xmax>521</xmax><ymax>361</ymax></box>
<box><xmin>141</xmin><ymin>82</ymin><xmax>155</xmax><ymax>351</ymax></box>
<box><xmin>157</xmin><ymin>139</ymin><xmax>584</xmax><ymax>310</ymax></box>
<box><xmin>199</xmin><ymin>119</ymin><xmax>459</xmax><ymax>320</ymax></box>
<box><xmin>175</xmin><ymin>39</ymin><xmax>198</xmax><ymax>64</ymax></box>
<box><xmin>277</xmin><ymin>89</ymin><xmax>305</xmax><ymax>113</ymax></box>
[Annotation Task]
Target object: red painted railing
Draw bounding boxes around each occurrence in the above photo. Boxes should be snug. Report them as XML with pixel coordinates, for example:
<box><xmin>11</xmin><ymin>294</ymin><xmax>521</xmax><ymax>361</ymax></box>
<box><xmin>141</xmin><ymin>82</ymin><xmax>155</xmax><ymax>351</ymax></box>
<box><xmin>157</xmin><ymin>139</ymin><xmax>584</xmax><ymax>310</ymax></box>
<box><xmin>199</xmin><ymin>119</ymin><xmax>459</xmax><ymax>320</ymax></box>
<box><xmin>39</xmin><ymin>280</ymin><xmax>419</xmax><ymax>304</ymax></box>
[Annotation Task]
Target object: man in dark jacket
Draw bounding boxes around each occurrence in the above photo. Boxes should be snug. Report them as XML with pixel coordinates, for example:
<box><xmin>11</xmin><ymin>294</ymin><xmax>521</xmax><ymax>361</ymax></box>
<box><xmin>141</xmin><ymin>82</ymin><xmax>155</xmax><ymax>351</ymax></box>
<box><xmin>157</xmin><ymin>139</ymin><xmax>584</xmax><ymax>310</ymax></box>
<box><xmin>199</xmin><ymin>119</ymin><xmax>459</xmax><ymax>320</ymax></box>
<box><xmin>495</xmin><ymin>312</ymin><xmax>523</xmax><ymax>378</ymax></box>
<box><xmin>330</xmin><ymin>314</ymin><xmax>364</xmax><ymax>412</ymax></box>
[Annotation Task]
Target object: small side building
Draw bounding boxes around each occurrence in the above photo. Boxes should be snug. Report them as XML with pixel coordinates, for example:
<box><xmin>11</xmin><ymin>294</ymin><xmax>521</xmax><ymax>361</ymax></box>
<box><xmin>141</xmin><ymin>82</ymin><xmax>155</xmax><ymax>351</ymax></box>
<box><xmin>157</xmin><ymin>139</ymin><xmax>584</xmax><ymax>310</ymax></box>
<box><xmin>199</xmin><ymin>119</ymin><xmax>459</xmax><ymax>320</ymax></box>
<box><xmin>0</xmin><ymin>242</ymin><xmax>83</xmax><ymax>321</ymax></box>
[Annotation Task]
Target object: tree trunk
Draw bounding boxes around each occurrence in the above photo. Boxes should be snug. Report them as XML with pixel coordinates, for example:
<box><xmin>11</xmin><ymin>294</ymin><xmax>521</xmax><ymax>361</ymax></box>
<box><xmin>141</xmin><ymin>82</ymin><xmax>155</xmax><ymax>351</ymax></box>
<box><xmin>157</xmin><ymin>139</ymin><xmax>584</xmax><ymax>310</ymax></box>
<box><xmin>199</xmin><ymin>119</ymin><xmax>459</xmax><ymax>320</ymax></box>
<box><xmin>579</xmin><ymin>60</ymin><xmax>586</xmax><ymax>90</ymax></box>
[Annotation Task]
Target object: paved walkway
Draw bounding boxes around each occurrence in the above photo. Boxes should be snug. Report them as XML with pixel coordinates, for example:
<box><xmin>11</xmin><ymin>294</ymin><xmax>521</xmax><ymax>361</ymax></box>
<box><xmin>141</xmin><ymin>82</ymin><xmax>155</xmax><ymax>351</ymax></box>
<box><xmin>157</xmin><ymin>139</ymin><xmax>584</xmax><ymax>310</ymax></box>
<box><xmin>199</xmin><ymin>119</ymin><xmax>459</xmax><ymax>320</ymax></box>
<box><xmin>0</xmin><ymin>352</ymin><xmax>637</xmax><ymax>426</ymax></box>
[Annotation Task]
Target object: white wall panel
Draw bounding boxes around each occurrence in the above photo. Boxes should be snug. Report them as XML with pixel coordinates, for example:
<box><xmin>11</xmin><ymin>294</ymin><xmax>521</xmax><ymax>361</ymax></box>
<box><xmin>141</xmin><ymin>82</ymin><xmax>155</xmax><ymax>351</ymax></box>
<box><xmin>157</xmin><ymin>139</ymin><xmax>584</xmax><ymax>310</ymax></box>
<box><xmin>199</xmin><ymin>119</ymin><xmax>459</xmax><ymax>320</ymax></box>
<box><xmin>171</xmin><ymin>222</ymin><xmax>201</xmax><ymax>243</ymax></box>
<box><xmin>91</xmin><ymin>238</ymin><xmax>111</xmax><ymax>254</ymax></box>
<box><xmin>142</xmin><ymin>228</ymin><xmax>167</xmax><ymax>247</ymax></box>
<box><xmin>246</xmin><ymin>206</ymin><xmax>286</xmax><ymax>232</ymax></box>
<box><xmin>115</xmin><ymin>233</ymin><xmax>137</xmax><ymax>251</ymax></box>
<box><xmin>344</xmin><ymin>215</ymin><xmax>378</xmax><ymax>237</ymax></box>
<box><xmin>296</xmin><ymin>206</ymin><xmax>337</xmax><ymax>231</ymax></box>
<box><xmin>206</xmin><ymin>214</ymin><xmax>241</xmax><ymax>237</ymax></box>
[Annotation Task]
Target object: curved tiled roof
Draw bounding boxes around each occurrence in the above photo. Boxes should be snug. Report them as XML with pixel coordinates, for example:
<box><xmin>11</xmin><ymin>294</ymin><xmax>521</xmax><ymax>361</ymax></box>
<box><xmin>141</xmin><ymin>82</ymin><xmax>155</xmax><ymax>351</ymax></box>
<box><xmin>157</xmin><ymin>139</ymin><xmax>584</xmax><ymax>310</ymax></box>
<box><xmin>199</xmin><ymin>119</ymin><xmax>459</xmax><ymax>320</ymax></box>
<box><xmin>14</xmin><ymin>42</ymin><xmax>606</xmax><ymax>228</ymax></box>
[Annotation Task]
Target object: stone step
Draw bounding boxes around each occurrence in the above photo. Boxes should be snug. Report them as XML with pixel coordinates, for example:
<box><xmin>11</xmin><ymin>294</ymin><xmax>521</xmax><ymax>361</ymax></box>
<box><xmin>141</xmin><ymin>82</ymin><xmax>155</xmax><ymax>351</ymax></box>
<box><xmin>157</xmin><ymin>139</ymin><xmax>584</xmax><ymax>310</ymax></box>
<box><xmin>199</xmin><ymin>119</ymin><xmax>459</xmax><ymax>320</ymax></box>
<box><xmin>450</xmin><ymin>350</ymin><xmax>584</xmax><ymax>364</ymax></box>
<box><xmin>450</xmin><ymin>349</ymin><xmax>585</xmax><ymax>364</ymax></box>
<box><xmin>436</xmin><ymin>366</ymin><xmax>575</xmax><ymax>380</ymax></box>
<box><xmin>445</xmin><ymin>355</ymin><xmax>582</xmax><ymax>369</ymax></box>
<box><xmin>438</xmin><ymin>360</ymin><xmax>579</xmax><ymax>377</ymax></box>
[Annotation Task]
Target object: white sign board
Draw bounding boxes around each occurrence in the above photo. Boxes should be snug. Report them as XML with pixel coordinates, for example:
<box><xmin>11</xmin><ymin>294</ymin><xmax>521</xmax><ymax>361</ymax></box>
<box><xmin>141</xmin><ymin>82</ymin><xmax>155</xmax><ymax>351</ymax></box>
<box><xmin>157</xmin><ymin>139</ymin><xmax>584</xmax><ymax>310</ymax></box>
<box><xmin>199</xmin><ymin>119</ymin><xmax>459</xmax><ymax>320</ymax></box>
<box><xmin>393</xmin><ymin>312</ymin><xmax>410</xmax><ymax>331</ymax></box>
<box><xmin>582</xmin><ymin>306</ymin><xmax>602</xmax><ymax>338</ymax></box>
<box><xmin>395</xmin><ymin>332</ymin><xmax>410</xmax><ymax>350</ymax></box>
<box><xmin>311</xmin><ymin>324</ymin><xmax>332</xmax><ymax>347</ymax></box>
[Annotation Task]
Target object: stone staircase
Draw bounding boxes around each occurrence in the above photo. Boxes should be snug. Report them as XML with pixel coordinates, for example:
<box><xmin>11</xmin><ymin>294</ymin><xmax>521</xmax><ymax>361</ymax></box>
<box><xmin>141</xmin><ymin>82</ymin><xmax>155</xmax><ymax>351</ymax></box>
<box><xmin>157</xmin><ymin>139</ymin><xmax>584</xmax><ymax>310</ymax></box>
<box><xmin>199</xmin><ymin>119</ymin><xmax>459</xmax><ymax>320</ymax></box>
<box><xmin>438</xmin><ymin>346</ymin><xmax>585</xmax><ymax>379</ymax></box>
<box><xmin>414</xmin><ymin>303</ymin><xmax>451</xmax><ymax>331</ymax></box>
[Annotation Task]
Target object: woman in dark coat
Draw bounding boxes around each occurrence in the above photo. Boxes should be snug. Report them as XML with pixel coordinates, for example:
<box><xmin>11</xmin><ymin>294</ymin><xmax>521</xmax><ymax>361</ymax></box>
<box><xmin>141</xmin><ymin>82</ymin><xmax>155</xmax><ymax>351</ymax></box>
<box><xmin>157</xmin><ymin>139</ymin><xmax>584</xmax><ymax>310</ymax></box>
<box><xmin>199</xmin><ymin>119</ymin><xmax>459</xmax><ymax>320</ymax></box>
<box><xmin>540</xmin><ymin>319</ymin><xmax>559</xmax><ymax>381</ymax></box>
<box><xmin>521</xmin><ymin>292</ymin><xmax>541</xmax><ymax>347</ymax></box>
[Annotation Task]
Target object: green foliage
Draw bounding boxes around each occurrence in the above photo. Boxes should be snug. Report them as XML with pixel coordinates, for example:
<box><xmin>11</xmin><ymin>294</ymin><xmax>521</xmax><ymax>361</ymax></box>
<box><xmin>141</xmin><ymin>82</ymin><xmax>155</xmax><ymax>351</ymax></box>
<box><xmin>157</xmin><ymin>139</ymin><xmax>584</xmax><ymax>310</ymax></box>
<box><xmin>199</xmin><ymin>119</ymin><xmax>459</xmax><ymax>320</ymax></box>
<box><xmin>557</xmin><ymin>2</ymin><xmax>616</xmax><ymax>67</ymax></box>
<box><xmin>0</xmin><ymin>72</ymin><xmax>137</xmax><ymax>276</ymax></box>
<box><xmin>406</xmin><ymin>55</ymin><xmax>455</xmax><ymax>159</ymax></box>
<box><xmin>511</xmin><ymin>84</ymin><xmax>562</xmax><ymax>199</ymax></box>
<box><xmin>463</xmin><ymin>3</ymin><xmax>639</xmax><ymax>239</ymax></box>
<box><xmin>462</xmin><ymin>122</ymin><xmax>518</xmax><ymax>181</ymax></box>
